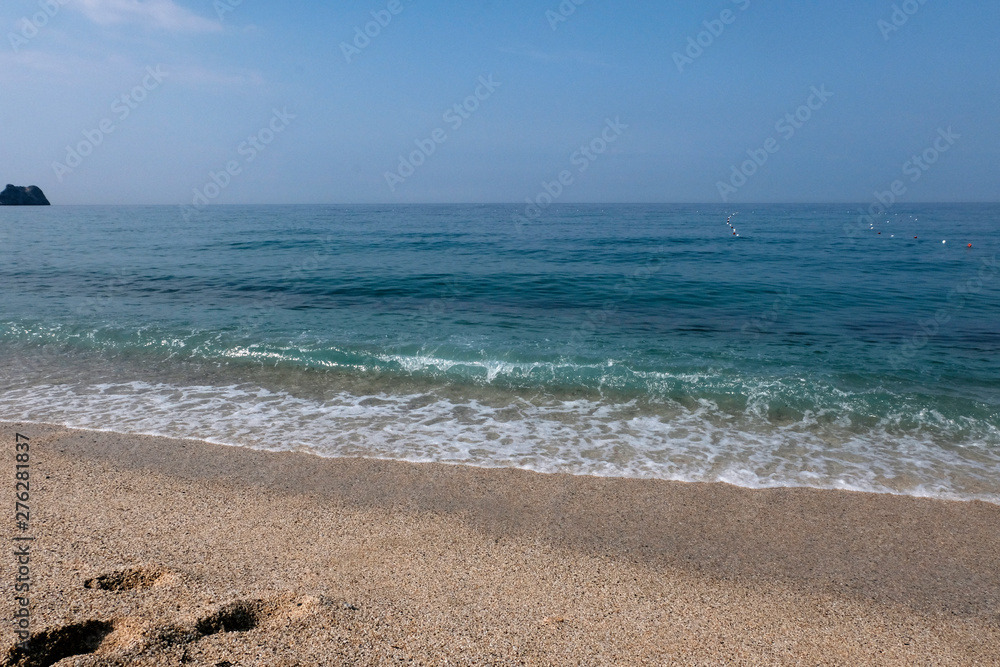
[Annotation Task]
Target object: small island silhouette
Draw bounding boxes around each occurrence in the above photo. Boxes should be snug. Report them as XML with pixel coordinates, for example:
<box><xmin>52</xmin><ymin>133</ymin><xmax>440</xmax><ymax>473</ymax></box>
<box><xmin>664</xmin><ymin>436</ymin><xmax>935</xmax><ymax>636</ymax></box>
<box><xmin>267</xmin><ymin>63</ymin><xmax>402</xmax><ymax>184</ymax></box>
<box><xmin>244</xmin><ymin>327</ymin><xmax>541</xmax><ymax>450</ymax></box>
<box><xmin>0</xmin><ymin>184</ymin><xmax>50</xmax><ymax>206</ymax></box>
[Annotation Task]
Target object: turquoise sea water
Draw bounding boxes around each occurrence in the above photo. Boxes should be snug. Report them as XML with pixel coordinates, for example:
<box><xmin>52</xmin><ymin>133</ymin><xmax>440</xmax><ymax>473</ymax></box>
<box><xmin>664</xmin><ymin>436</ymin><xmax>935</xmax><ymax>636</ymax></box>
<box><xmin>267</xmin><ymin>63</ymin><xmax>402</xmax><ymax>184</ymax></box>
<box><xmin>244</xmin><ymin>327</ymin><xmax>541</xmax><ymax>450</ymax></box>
<box><xmin>1</xmin><ymin>204</ymin><xmax>998</xmax><ymax>501</ymax></box>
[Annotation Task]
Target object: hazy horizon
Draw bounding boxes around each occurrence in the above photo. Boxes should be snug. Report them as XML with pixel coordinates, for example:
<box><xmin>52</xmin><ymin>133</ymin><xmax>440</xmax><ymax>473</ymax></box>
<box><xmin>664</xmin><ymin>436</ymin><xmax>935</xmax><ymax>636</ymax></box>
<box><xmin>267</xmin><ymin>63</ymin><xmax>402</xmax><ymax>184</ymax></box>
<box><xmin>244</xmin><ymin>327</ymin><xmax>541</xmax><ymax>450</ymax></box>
<box><xmin>3</xmin><ymin>0</ymin><xmax>998</xmax><ymax>206</ymax></box>
<box><xmin>15</xmin><ymin>201</ymin><xmax>1000</xmax><ymax>207</ymax></box>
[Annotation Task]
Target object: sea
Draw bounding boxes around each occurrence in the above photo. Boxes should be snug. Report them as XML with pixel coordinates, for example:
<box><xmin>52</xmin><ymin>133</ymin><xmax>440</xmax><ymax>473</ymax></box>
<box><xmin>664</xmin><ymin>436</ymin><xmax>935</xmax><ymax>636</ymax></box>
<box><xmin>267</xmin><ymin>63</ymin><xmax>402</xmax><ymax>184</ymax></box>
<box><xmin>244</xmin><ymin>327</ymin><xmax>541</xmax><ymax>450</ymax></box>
<box><xmin>1</xmin><ymin>204</ymin><xmax>998</xmax><ymax>502</ymax></box>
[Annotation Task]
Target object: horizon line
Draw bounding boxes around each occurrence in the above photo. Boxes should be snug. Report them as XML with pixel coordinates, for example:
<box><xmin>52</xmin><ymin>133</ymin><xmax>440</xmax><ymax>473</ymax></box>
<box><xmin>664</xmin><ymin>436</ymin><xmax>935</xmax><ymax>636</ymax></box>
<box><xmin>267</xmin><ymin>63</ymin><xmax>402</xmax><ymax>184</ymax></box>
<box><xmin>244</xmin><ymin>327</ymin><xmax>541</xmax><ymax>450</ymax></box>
<box><xmin>10</xmin><ymin>201</ymin><xmax>1000</xmax><ymax>208</ymax></box>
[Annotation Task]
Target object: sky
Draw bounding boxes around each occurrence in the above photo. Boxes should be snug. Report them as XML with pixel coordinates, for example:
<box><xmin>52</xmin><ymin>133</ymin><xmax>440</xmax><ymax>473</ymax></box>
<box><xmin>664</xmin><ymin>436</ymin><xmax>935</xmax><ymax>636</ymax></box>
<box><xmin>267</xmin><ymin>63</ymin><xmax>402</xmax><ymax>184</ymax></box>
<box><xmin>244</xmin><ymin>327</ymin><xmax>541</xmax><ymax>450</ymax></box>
<box><xmin>1</xmin><ymin>0</ymin><xmax>998</xmax><ymax>205</ymax></box>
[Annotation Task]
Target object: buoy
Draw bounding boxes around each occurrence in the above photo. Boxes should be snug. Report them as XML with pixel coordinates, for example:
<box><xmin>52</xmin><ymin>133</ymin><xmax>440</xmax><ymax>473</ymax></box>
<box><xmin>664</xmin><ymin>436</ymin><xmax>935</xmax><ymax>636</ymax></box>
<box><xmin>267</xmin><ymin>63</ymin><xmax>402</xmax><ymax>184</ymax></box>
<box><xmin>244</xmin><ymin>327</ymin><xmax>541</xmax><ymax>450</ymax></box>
<box><xmin>942</xmin><ymin>240</ymin><xmax>947</xmax><ymax>244</ymax></box>
<box><xmin>914</xmin><ymin>236</ymin><xmax>918</xmax><ymax>239</ymax></box>
<box><xmin>968</xmin><ymin>243</ymin><xmax>973</xmax><ymax>248</ymax></box>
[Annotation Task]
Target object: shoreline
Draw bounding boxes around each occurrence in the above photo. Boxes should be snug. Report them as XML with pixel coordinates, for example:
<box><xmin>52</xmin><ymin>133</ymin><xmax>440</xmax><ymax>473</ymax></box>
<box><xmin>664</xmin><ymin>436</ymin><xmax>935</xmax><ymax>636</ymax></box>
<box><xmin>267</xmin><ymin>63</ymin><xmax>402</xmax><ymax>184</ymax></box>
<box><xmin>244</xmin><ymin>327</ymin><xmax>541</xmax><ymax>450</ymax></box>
<box><xmin>6</xmin><ymin>416</ymin><xmax>998</xmax><ymax>507</ymax></box>
<box><xmin>5</xmin><ymin>419</ymin><xmax>1000</xmax><ymax>664</ymax></box>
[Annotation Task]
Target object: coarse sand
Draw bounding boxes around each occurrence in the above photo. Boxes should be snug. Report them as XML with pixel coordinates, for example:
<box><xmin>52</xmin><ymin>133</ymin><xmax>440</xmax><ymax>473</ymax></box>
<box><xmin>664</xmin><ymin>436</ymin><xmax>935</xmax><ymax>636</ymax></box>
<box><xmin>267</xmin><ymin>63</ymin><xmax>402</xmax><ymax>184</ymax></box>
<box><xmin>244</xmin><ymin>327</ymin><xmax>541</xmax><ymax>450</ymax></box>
<box><xmin>2</xmin><ymin>421</ymin><xmax>999</xmax><ymax>666</ymax></box>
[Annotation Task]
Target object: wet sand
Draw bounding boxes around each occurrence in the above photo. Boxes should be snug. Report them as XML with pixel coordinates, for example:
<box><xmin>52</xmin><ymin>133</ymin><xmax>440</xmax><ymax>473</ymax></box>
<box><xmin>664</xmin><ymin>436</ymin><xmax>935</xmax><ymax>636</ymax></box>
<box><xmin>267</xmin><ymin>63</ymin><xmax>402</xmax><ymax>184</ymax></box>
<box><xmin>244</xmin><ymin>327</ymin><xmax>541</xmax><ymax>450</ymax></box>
<box><xmin>3</xmin><ymin>420</ymin><xmax>999</xmax><ymax>665</ymax></box>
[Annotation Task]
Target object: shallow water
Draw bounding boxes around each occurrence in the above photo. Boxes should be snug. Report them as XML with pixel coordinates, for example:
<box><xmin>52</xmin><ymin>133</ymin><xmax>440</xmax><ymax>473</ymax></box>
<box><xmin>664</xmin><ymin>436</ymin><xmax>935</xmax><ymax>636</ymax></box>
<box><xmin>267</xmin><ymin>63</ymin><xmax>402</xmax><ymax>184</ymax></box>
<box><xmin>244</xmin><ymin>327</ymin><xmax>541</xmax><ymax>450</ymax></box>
<box><xmin>1</xmin><ymin>204</ymin><xmax>998</xmax><ymax>501</ymax></box>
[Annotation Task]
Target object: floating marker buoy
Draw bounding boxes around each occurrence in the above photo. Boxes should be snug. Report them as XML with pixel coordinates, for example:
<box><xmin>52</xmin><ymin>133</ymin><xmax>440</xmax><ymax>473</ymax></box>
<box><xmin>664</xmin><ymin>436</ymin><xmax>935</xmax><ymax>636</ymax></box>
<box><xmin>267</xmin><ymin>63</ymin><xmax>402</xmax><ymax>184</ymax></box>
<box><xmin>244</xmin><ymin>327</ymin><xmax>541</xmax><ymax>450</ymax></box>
<box><xmin>943</xmin><ymin>240</ymin><xmax>947</xmax><ymax>244</ymax></box>
<box><xmin>968</xmin><ymin>243</ymin><xmax>973</xmax><ymax>248</ymax></box>
<box><xmin>725</xmin><ymin>213</ymin><xmax>740</xmax><ymax>238</ymax></box>
<box><xmin>914</xmin><ymin>236</ymin><xmax>918</xmax><ymax>239</ymax></box>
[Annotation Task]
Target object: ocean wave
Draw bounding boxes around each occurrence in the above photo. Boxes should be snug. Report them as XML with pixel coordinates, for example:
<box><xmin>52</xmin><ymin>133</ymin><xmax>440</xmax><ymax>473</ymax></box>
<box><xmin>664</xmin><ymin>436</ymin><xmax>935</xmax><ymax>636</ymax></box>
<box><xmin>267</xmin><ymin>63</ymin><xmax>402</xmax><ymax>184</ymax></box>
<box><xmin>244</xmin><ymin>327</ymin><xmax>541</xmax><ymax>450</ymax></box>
<box><xmin>2</xmin><ymin>203</ymin><xmax>998</xmax><ymax>503</ymax></box>
<box><xmin>1</xmin><ymin>378</ymin><xmax>997</xmax><ymax>504</ymax></box>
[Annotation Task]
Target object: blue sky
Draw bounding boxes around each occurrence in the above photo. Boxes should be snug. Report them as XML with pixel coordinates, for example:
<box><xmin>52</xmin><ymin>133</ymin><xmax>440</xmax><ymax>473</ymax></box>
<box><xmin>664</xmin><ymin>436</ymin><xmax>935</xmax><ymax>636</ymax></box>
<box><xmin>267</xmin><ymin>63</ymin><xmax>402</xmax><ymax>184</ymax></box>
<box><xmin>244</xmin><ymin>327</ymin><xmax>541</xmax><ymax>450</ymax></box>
<box><xmin>2</xmin><ymin>0</ymin><xmax>998</xmax><ymax>204</ymax></box>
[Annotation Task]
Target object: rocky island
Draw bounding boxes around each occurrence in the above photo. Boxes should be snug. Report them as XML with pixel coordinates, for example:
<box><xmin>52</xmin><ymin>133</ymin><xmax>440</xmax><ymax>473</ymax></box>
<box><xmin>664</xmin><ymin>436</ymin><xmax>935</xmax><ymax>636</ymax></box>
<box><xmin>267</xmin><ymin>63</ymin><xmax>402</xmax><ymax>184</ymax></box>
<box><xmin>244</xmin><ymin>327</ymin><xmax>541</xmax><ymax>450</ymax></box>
<box><xmin>0</xmin><ymin>184</ymin><xmax>50</xmax><ymax>205</ymax></box>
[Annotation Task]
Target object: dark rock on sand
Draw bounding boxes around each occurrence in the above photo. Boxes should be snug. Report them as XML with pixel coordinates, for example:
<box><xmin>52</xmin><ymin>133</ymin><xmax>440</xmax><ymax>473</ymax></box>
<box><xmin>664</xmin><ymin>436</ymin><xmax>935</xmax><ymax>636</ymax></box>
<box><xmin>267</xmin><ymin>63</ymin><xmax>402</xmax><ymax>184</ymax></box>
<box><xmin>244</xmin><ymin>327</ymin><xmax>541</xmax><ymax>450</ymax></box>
<box><xmin>0</xmin><ymin>184</ymin><xmax>50</xmax><ymax>205</ymax></box>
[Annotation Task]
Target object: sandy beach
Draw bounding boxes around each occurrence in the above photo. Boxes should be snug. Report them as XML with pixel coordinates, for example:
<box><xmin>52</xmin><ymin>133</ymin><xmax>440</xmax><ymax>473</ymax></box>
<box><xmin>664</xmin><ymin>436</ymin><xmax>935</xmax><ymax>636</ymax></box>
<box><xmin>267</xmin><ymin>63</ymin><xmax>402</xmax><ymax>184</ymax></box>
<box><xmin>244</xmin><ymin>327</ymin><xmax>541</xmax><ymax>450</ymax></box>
<box><xmin>3</xmin><ymin>419</ymin><xmax>999</xmax><ymax>666</ymax></box>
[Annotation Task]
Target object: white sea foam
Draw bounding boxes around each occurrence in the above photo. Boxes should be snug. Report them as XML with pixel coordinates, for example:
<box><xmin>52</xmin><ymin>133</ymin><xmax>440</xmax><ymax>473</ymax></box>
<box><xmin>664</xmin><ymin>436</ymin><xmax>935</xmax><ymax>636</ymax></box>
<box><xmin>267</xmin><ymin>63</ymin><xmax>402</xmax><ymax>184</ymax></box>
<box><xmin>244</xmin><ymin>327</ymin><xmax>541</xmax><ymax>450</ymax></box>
<box><xmin>1</xmin><ymin>379</ymin><xmax>998</xmax><ymax>504</ymax></box>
